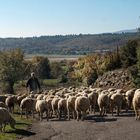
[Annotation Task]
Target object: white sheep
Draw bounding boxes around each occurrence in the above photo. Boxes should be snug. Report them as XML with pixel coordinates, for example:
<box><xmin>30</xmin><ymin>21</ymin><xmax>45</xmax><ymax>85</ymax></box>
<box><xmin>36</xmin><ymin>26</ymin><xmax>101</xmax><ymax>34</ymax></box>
<box><xmin>36</xmin><ymin>94</ymin><xmax>44</xmax><ymax>100</ymax></box>
<box><xmin>0</xmin><ymin>107</ymin><xmax>16</xmax><ymax>132</ymax></box>
<box><xmin>88</xmin><ymin>91</ymin><xmax>98</xmax><ymax>114</ymax></box>
<box><xmin>5</xmin><ymin>95</ymin><xmax>17</xmax><ymax>113</ymax></box>
<box><xmin>35</xmin><ymin>100</ymin><xmax>49</xmax><ymax>121</ymax></box>
<box><xmin>134</xmin><ymin>89</ymin><xmax>140</xmax><ymax>94</ymax></box>
<box><xmin>75</xmin><ymin>96</ymin><xmax>90</xmax><ymax>121</ymax></box>
<box><xmin>132</xmin><ymin>91</ymin><xmax>140</xmax><ymax>120</ymax></box>
<box><xmin>20</xmin><ymin>97</ymin><xmax>36</xmax><ymax>119</ymax></box>
<box><xmin>125</xmin><ymin>88</ymin><xmax>135</xmax><ymax>110</ymax></box>
<box><xmin>110</xmin><ymin>93</ymin><xmax>123</xmax><ymax>116</ymax></box>
<box><xmin>17</xmin><ymin>94</ymin><xmax>27</xmax><ymax>106</ymax></box>
<box><xmin>108</xmin><ymin>88</ymin><xmax>116</xmax><ymax>92</ymax></box>
<box><xmin>58</xmin><ymin>98</ymin><xmax>67</xmax><ymax>120</ymax></box>
<box><xmin>108</xmin><ymin>91</ymin><xmax>115</xmax><ymax>112</ymax></box>
<box><xmin>51</xmin><ymin>97</ymin><xmax>60</xmax><ymax>117</ymax></box>
<box><xmin>67</xmin><ymin>96</ymin><xmax>76</xmax><ymax>120</ymax></box>
<box><xmin>97</xmin><ymin>91</ymin><xmax>109</xmax><ymax>116</ymax></box>
<box><xmin>46</xmin><ymin>98</ymin><xmax>53</xmax><ymax>118</ymax></box>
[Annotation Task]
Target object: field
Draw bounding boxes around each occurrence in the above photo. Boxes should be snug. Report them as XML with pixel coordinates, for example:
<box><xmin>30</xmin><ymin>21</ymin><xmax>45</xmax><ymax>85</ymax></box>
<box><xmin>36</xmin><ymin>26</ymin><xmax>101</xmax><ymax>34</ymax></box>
<box><xmin>25</xmin><ymin>54</ymin><xmax>83</xmax><ymax>61</ymax></box>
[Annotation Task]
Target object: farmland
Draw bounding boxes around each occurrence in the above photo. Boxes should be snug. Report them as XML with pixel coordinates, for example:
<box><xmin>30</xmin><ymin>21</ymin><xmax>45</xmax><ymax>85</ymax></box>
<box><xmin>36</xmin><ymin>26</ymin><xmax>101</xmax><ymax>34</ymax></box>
<box><xmin>25</xmin><ymin>54</ymin><xmax>82</xmax><ymax>61</ymax></box>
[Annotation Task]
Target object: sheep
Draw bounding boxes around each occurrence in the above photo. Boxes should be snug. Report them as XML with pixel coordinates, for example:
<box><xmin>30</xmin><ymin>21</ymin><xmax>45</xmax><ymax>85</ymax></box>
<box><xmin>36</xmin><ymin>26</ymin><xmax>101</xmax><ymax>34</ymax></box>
<box><xmin>67</xmin><ymin>96</ymin><xmax>76</xmax><ymax>120</ymax></box>
<box><xmin>125</xmin><ymin>88</ymin><xmax>135</xmax><ymax>110</ymax></box>
<box><xmin>46</xmin><ymin>98</ymin><xmax>53</xmax><ymax>118</ymax></box>
<box><xmin>58</xmin><ymin>98</ymin><xmax>67</xmax><ymax>120</ymax></box>
<box><xmin>51</xmin><ymin>97</ymin><xmax>60</xmax><ymax>117</ymax></box>
<box><xmin>115</xmin><ymin>89</ymin><xmax>124</xmax><ymax>94</ymax></box>
<box><xmin>75</xmin><ymin>96</ymin><xmax>90</xmax><ymax>121</ymax></box>
<box><xmin>35</xmin><ymin>100</ymin><xmax>49</xmax><ymax>121</ymax></box>
<box><xmin>134</xmin><ymin>89</ymin><xmax>140</xmax><ymax>94</ymax></box>
<box><xmin>108</xmin><ymin>91</ymin><xmax>115</xmax><ymax>112</ymax></box>
<box><xmin>88</xmin><ymin>91</ymin><xmax>98</xmax><ymax>114</ymax></box>
<box><xmin>108</xmin><ymin>88</ymin><xmax>116</xmax><ymax>92</ymax></box>
<box><xmin>43</xmin><ymin>95</ymin><xmax>48</xmax><ymax>100</ymax></box>
<box><xmin>132</xmin><ymin>91</ymin><xmax>140</xmax><ymax>120</ymax></box>
<box><xmin>20</xmin><ymin>97</ymin><xmax>36</xmax><ymax>119</ymax></box>
<box><xmin>0</xmin><ymin>102</ymin><xmax>7</xmax><ymax>108</ymax></box>
<box><xmin>97</xmin><ymin>91</ymin><xmax>109</xmax><ymax>116</ymax></box>
<box><xmin>0</xmin><ymin>107</ymin><xmax>16</xmax><ymax>132</ymax></box>
<box><xmin>17</xmin><ymin>94</ymin><xmax>27</xmax><ymax>106</ymax></box>
<box><xmin>36</xmin><ymin>94</ymin><xmax>44</xmax><ymax>100</ymax></box>
<box><xmin>5</xmin><ymin>95</ymin><xmax>17</xmax><ymax>113</ymax></box>
<box><xmin>28</xmin><ymin>94</ymin><xmax>36</xmax><ymax>98</ymax></box>
<box><xmin>110</xmin><ymin>93</ymin><xmax>123</xmax><ymax>116</ymax></box>
<box><xmin>0</xmin><ymin>95</ymin><xmax>7</xmax><ymax>103</ymax></box>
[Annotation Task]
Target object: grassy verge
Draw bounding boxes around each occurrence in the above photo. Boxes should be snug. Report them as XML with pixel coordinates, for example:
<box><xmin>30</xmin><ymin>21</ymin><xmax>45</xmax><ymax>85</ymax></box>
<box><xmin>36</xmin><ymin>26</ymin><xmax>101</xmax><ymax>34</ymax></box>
<box><xmin>0</xmin><ymin>112</ymin><xmax>34</xmax><ymax>140</ymax></box>
<box><xmin>42</xmin><ymin>79</ymin><xmax>59</xmax><ymax>87</ymax></box>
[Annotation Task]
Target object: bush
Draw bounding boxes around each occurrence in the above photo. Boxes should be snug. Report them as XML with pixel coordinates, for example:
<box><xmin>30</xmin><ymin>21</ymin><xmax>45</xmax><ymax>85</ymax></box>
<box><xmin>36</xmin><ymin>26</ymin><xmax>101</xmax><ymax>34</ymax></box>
<box><xmin>59</xmin><ymin>74</ymin><xmax>68</xmax><ymax>83</ymax></box>
<box><xmin>83</xmin><ymin>70</ymin><xmax>98</xmax><ymax>86</ymax></box>
<box><xmin>50</xmin><ymin>62</ymin><xmax>64</xmax><ymax>79</ymax></box>
<box><xmin>32</xmin><ymin>56</ymin><xmax>51</xmax><ymax>79</ymax></box>
<box><xmin>128</xmin><ymin>65</ymin><xmax>140</xmax><ymax>87</ymax></box>
<box><xmin>0</xmin><ymin>49</ymin><xmax>25</xmax><ymax>94</ymax></box>
<box><xmin>120</xmin><ymin>40</ymin><xmax>138</xmax><ymax>68</ymax></box>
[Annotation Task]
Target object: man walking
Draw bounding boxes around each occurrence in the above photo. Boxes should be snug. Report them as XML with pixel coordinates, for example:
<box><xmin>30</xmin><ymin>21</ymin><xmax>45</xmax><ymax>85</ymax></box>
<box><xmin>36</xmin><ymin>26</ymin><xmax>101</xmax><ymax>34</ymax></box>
<box><xmin>26</xmin><ymin>72</ymin><xmax>41</xmax><ymax>93</ymax></box>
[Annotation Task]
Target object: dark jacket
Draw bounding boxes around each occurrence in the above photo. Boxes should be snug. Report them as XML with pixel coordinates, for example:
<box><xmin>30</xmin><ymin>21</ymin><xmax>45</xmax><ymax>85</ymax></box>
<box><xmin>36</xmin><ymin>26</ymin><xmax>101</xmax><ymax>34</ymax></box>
<box><xmin>26</xmin><ymin>77</ymin><xmax>41</xmax><ymax>91</ymax></box>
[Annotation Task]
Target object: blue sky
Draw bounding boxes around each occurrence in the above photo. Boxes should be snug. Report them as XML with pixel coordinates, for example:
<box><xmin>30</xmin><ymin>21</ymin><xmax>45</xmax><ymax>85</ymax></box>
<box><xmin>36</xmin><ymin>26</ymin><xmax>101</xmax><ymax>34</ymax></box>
<box><xmin>0</xmin><ymin>0</ymin><xmax>140</xmax><ymax>37</ymax></box>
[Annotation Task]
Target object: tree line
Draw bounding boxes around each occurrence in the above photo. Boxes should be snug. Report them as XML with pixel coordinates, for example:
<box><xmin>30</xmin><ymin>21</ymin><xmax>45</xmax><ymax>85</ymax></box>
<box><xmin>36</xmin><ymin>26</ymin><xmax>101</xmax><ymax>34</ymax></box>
<box><xmin>0</xmin><ymin>33</ymin><xmax>138</xmax><ymax>55</ymax></box>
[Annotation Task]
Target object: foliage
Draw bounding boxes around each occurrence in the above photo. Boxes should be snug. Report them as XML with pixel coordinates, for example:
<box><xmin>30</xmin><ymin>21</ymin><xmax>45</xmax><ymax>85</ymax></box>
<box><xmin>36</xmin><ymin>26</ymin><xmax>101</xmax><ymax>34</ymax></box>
<box><xmin>59</xmin><ymin>74</ymin><xmax>68</xmax><ymax>83</ymax></box>
<box><xmin>32</xmin><ymin>56</ymin><xmax>51</xmax><ymax>79</ymax></box>
<box><xmin>0</xmin><ymin>49</ymin><xmax>25</xmax><ymax>94</ymax></box>
<box><xmin>136</xmin><ymin>46</ymin><xmax>140</xmax><ymax>70</ymax></box>
<box><xmin>128</xmin><ymin>65</ymin><xmax>140</xmax><ymax>87</ymax></box>
<box><xmin>50</xmin><ymin>62</ymin><xmax>64</xmax><ymax>79</ymax></box>
<box><xmin>69</xmin><ymin>50</ymin><xmax>122</xmax><ymax>85</ymax></box>
<box><xmin>120</xmin><ymin>40</ymin><xmax>138</xmax><ymax>68</ymax></box>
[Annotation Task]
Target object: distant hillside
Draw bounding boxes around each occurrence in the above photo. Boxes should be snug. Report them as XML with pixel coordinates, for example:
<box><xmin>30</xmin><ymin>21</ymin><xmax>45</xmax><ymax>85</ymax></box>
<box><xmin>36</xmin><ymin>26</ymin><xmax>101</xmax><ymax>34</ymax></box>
<box><xmin>0</xmin><ymin>33</ymin><xmax>139</xmax><ymax>55</ymax></box>
<box><xmin>115</xmin><ymin>29</ymin><xmax>138</xmax><ymax>34</ymax></box>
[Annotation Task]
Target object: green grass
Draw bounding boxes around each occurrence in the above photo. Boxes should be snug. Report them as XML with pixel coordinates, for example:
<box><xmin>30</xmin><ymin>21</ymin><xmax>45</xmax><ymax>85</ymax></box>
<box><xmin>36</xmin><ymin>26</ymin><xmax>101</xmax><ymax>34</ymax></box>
<box><xmin>0</xmin><ymin>112</ymin><xmax>34</xmax><ymax>140</ymax></box>
<box><xmin>42</xmin><ymin>79</ymin><xmax>59</xmax><ymax>87</ymax></box>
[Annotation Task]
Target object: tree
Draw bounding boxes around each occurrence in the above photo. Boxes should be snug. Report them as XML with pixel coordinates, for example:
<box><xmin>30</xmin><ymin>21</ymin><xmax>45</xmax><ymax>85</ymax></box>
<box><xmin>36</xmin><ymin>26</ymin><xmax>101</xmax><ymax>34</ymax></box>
<box><xmin>0</xmin><ymin>49</ymin><xmax>25</xmax><ymax>94</ymax></box>
<box><xmin>120</xmin><ymin>40</ymin><xmax>138</xmax><ymax>67</ymax></box>
<box><xmin>50</xmin><ymin>62</ymin><xmax>63</xmax><ymax>79</ymax></box>
<box><xmin>32</xmin><ymin>56</ymin><xmax>51</xmax><ymax>79</ymax></box>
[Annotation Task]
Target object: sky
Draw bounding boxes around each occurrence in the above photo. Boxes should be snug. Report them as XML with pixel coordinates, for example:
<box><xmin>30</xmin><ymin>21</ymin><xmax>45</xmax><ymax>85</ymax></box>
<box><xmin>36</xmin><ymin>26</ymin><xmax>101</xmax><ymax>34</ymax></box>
<box><xmin>0</xmin><ymin>0</ymin><xmax>140</xmax><ymax>37</ymax></box>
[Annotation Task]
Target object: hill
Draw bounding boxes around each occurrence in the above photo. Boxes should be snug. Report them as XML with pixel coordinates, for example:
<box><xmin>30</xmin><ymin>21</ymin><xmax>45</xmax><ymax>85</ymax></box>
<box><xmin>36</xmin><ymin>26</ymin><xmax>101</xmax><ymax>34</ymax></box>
<box><xmin>114</xmin><ymin>29</ymin><xmax>138</xmax><ymax>34</ymax></box>
<box><xmin>0</xmin><ymin>33</ymin><xmax>139</xmax><ymax>55</ymax></box>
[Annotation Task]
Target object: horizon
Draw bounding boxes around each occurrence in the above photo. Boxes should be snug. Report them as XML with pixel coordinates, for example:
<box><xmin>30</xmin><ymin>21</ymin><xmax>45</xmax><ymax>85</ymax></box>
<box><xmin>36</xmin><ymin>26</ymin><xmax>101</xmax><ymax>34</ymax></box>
<box><xmin>0</xmin><ymin>30</ymin><xmax>138</xmax><ymax>38</ymax></box>
<box><xmin>0</xmin><ymin>0</ymin><xmax>140</xmax><ymax>37</ymax></box>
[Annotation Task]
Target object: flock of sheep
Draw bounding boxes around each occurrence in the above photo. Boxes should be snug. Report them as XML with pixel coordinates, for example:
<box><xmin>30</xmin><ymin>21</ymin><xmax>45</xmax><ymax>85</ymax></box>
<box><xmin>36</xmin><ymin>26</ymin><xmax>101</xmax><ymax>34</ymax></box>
<box><xmin>0</xmin><ymin>86</ymin><xmax>140</xmax><ymax>132</ymax></box>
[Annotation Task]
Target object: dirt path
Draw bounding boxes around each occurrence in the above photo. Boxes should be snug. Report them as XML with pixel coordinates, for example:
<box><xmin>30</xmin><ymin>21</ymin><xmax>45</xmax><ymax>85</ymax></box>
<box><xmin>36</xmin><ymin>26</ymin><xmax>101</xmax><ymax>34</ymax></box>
<box><xmin>20</xmin><ymin>111</ymin><xmax>140</xmax><ymax>140</ymax></box>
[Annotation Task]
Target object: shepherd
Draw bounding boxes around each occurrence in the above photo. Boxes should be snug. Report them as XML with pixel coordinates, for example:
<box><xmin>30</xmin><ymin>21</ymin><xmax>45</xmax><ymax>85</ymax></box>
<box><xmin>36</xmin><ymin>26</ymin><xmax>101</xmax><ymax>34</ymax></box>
<box><xmin>26</xmin><ymin>72</ymin><xmax>41</xmax><ymax>94</ymax></box>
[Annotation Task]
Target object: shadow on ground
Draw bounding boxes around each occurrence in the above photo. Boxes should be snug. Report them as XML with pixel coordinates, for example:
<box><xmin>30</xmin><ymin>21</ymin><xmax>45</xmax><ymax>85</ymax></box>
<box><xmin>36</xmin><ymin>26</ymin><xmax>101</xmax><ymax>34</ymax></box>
<box><xmin>118</xmin><ymin>110</ymin><xmax>135</xmax><ymax>117</ymax></box>
<box><xmin>50</xmin><ymin>118</ymin><xmax>69</xmax><ymax>122</ymax></box>
<box><xmin>6</xmin><ymin>128</ymin><xmax>36</xmax><ymax>136</ymax></box>
<box><xmin>85</xmin><ymin>115</ymin><xmax>117</xmax><ymax>123</ymax></box>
